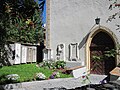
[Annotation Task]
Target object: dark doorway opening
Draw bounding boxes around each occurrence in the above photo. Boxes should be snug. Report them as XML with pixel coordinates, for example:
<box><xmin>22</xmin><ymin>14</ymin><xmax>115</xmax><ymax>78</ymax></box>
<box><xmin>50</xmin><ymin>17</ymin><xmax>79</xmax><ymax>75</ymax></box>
<box><xmin>37</xmin><ymin>42</ymin><xmax>45</xmax><ymax>63</ymax></box>
<box><xmin>90</xmin><ymin>31</ymin><xmax>116</xmax><ymax>75</ymax></box>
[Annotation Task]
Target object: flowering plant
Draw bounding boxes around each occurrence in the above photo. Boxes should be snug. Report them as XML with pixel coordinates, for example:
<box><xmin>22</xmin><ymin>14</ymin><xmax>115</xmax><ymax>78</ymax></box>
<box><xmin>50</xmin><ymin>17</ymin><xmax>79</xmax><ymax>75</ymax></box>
<box><xmin>6</xmin><ymin>74</ymin><xmax>20</xmax><ymax>81</ymax></box>
<box><xmin>49</xmin><ymin>71</ymin><xmax>60</xmax><ymax>79</ymax></box>
<box><xmin>81</xmin><ymin>74</ymin><xmax>91</xmax><ymax>84</ymax></box>
<box><xmin>35</xmin><ymin>72</ymin><xmax>46</xmax><ymax>80</ymax></box>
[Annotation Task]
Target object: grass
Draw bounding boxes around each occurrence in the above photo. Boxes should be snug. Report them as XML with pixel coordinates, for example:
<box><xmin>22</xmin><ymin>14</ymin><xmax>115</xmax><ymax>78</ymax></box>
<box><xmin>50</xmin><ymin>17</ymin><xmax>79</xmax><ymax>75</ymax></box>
<box><xmin>0</xmin><ymin>63</ymin><xmax>72</xmax><ymax>85</ymax></box>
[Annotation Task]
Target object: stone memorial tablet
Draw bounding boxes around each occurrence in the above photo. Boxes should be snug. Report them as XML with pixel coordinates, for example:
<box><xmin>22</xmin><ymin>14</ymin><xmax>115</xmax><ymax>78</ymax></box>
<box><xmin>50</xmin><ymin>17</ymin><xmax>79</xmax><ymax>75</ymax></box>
<box><xmin>14</xmin><ymin>43</ymin><xmax>21</xmax><ymax>64</ymax></box>
<box><xmin>21</xmin><ymin>45</ymin><xmax>27</xmax><ymax>63</ymax></box>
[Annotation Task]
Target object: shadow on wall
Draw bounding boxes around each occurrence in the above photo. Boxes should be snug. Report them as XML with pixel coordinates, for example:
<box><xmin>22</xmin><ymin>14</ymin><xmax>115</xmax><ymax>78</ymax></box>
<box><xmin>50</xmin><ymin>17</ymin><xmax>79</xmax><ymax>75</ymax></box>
<box><xmin>0</xmin><ymin>25</ymin><xmax>12</xmax><ymax>66</ymax></box>
<box><xmin>78</xmin><ymin>23</ymin><xmax>98</xmax><ymax>49</ymax></box>
<box><xmin>0</xmin><ymin>44</ymin><xmax>13</xmax><ymax>67</ymax></box>
<box><xmin>78</xmin><ymin>33</ymin><xmax>90</xmax><ymax>49</ymax></box>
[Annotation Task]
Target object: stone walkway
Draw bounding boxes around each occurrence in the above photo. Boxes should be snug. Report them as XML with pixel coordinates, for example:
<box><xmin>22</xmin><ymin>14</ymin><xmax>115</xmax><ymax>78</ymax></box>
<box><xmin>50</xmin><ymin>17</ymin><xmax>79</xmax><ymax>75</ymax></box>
<box><xmin>0</xmin><ymin>74</ymin><xmax>107</xmax><ymax>90</ymax></box>
<box><xmin>1</xmin><ymin>78</ymin><xmax>86</xmax><ymax>90</ymax></box>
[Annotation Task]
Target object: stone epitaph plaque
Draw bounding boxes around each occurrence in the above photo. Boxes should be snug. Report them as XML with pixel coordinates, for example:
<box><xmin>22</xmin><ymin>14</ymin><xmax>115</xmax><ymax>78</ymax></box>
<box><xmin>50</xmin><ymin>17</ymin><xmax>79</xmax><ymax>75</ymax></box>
<box><xmin>48</xmin><ymin>49</ymin><xmax>51</xmax><ymax>60</ymax></box>
<box><xmin>43</xmin><ymin>49</ymin><xmax>48</xmax><ymax>60</ymax></box>
<box><xmin>27</xmin><ymin>47</ymin><xmax>33</xmax><ymax>63</ymax></box>
<box><xmin>69</xmin><ymin>43</ymin><xmax>78</xmax><ymax>61</ymax></box>
<box><xmin>56</xmin><ymin>44</ymin><xmax>65</xmax><ymax>61</ymax></box>
<box><xmin>14</xmin><ymin>43</ymin><xmax>21</xmax><ymax>64</ymax></box>
<box><xmin>43</xmin><ymin>48</ymin><xmax>52</xmax><ymax>61</ymax></box>
<box><xmin>27</xmin><ymin>46</ymin><xmax>37</xmax><ymax>63</ymax></box>
<box><xmin>21</xmin><ymin>45</ymin><xmax>27</xmax><ymax>63</ymax></box>
<box><xmin>32</xmin><ymin>47</ymin><xmax>37</xmax><ymax>62</ymax></box>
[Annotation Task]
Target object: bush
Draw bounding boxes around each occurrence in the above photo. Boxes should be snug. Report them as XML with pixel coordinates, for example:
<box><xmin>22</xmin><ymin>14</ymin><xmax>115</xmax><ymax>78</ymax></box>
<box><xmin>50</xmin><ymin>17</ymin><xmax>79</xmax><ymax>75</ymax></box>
<box><xmin>38</xmin><ymin>60</ymin><xmax>66</xmax><ymax>69</ymax></box>
<box><xmin>55</xmin><ymin>61</ymin><xmax>66</xmax><ymax>69</ymax></box>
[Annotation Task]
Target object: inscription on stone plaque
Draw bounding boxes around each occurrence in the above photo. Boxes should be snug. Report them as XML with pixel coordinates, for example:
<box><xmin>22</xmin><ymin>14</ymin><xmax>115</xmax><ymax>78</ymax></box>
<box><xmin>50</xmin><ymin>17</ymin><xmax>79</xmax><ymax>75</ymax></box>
<box><xmin>69</xmin><ymin>43</ymin><xmax>78</xmax><ymax>61</ymax></box>
<box><xmin>21</xmin><ymin>45</ymin><xmax>27</xmax><ymax>63</ymax></box>
<box><xmin>14</xmin><ymin>43</ymin><xmax>21</xmax><ymax>64</ymax></box>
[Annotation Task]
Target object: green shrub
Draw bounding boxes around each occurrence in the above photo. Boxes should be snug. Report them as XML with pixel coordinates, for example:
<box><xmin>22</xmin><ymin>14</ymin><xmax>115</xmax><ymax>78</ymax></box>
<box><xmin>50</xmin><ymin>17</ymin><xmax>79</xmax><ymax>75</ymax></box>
<box><xmin>55</xmin><ymin>61</ymin><xmax>66</xmax><ymax>69</ymax></box>
<box><xmin>39</xmin><ymin>60</ymin><xmax>66</xmax><ymax>69</ymax></box>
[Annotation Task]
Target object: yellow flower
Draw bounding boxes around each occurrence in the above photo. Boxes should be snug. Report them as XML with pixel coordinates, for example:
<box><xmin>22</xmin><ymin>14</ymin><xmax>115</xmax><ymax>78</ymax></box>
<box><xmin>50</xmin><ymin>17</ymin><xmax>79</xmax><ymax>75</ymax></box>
<box><xmin>25</xmin><ymin>19</ymin><xmax>32</xmax><ymax>25</ymax></box>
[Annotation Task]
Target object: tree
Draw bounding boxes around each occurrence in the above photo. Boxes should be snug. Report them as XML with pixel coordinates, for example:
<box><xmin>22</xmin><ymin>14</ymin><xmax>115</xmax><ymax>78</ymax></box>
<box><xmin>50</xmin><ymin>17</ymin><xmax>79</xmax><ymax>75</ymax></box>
<box><xmin>104</xmin><ymin>0</ymin><xmax>120</xmax><ymax>68</ymax></box>
<box><xmin>0</xmin><ymin>0</ymin><xmax>45</xmax><ymax>43</ymax></box>
<box><xmin>107</xmin><ymin>0</ymin><xmax>120</xmax><ymax>30</ymax></box>
<box><xmin>0</xmin><ymin>0</ymin><xmax>45</xmax><ymax>66</ymax></box>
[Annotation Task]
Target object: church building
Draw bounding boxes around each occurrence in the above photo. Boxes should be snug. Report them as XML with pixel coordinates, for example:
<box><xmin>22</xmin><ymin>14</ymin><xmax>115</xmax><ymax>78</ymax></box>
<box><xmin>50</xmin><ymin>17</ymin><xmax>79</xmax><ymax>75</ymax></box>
<box><xmin>44</xmin><ymin>0</ymin><xmax>120</xmax><ymax>75</ymax></box>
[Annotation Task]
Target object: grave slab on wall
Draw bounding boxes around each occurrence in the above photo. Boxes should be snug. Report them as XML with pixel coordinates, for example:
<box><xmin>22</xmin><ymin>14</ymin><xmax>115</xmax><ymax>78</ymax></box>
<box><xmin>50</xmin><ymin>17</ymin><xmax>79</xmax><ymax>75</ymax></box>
<box><xmin>14</xmin><ymin>43</ymin><xmax>21</xmax><ymax>64</ymax></box>
<box><xmin>21</xmin><ymin>45</ymin><xmax>27</xmax><ymax>63</ymax></box>
<box><xmin>32</xmin><ymin>47</ymin><xmax>37</xmax><ymax>62</ymax></box>
<box><xmin>27</xmin><ymin>46</ymin><xmax>37</xmax><ymax>63</ymax></box>
<box><xmin>43</xmin><ymin>48</ymin><xmax>53</xmax><ymax>61</ymax></box>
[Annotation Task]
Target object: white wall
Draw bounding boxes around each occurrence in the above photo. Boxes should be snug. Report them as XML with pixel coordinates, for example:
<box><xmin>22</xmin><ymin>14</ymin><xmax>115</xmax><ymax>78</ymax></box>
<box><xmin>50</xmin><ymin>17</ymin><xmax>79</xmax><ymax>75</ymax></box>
<box><xmin>47</xmin><ymin>0</ymin><xmax>120</xmax><ymax>62</ymax></box>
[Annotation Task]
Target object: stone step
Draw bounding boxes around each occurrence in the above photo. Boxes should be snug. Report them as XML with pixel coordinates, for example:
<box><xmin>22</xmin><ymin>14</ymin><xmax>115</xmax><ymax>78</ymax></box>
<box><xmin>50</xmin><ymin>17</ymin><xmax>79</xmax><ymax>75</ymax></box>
<box><xmin>65</xmin><ymin>61</ymin><xmax>82</xmax><ymax>68</ymax></box>
<box><xmin>11</xmin><ymin>88</ymin><xmax>25</xmax><ymax>90</ymax></box>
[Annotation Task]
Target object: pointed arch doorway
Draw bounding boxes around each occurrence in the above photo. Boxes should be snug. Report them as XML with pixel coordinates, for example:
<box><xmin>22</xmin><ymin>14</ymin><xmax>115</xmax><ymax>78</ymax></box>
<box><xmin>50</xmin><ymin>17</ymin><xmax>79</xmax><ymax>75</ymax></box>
<box><xmin>86</xmin><ymin>26</ymin><xmax>118</xmax><ymax>75</ymax></box>
<box><xmin>90</xmin><ymin>31</ymin><xmax>116</xmax><ymax>75</ymax></box>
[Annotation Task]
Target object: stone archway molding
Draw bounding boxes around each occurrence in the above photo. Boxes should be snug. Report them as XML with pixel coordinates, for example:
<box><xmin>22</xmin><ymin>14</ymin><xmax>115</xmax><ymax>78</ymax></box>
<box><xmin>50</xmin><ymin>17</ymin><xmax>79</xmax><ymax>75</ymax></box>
<box><xmin>85</xmin><ymin>25</ymin><xmax>119</xmax><ymax>71</ymax></box>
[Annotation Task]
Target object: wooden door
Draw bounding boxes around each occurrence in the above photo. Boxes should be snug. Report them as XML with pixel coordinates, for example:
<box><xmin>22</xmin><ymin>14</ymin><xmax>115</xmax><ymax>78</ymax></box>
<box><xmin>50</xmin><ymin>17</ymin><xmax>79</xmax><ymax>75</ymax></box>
<box><xmin>90</xmin><ymin>31</ymin><xmax>116</xmax><ymax>75</ymax></box>
<box><xmin>90</xmin><ymin>45</ymin><xmax>105</xmax><ymax>74</ymax></box>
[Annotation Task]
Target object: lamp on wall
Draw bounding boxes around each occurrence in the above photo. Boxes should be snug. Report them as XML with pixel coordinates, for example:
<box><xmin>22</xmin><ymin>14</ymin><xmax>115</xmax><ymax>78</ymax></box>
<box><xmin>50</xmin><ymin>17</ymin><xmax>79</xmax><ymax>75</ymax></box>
<box><xmin>95</xmin><ymin>17</ymin><xmax>100</xmax><ymax>25</ymax></box>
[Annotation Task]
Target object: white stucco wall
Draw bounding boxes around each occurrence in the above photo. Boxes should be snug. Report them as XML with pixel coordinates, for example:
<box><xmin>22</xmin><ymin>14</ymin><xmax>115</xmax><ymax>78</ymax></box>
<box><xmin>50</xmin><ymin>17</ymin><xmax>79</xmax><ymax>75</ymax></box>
<box><xmin>47</xmin><ymin>0</ymin><xmax>120</xmax><ymax>64</ymax></box>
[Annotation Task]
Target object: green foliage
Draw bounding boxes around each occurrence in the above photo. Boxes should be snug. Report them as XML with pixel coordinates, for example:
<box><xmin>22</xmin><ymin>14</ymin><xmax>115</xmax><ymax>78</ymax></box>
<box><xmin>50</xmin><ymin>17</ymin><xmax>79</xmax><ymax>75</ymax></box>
<box><xmin>92</xmin><ymin>55</ymin><xmax>103</xmax><ymax>61</ymax></box>
<box><xmin>0</xmin><ymin>0</ymin><xmax>44</xmax><ymax>66</ymax></box>
<box><xmin>39</xmin><ymin>60</ymin><xmax>66</xmax><ymax>69</ymax></box>
<box><xmin>92</xmin><ymin>48</ymin><xmax>118</xmax><ymax>61</ymax></box>
<box><xmin>91</xmin><ymin>45</ymin><xmax>120</xmax><ymax>71</ymax></box>
<box><xmin>6</xmin><ymin>10</ymin><xmax>43</xmax><ymax>43</ymax></box>
<box><xmin>104</xmin><ymin>44</ymin><xmax>120</xmax><ymax>58</ymax></box>
<box><xmin>42</xmin><ymin>61</ymin><xmax>56</xmax><ymax>69</ymax></box>
<box><xmin>55</xmin><ymin>61</ymin><xmax>66</xmax><ymax>69</ymax></box>
<box><xmin>0</xmin><ymin>0</ymin><xmax>44</xmax><ymax>44</ymax></box>
<box><xmin>104</xmin><ymin>49</ymin><xmax>117</xmax><ymax>58</ymax></box>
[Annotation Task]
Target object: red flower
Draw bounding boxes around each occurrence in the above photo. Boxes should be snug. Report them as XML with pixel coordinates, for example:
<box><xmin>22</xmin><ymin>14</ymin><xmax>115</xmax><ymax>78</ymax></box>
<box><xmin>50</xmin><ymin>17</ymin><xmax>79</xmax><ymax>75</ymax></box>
<box><xmin>82</xmin><ymin>76</ymin><xmax>86</xmax><ymax>78</ymax></box>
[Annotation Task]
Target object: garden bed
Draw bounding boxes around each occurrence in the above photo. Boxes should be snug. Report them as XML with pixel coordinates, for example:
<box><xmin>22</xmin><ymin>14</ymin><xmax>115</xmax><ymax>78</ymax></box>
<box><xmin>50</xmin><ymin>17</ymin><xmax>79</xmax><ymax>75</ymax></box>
<box><xmin>0</xmin><ymin>63</ymin><xmax>72</xmax><ymax>85</ymax></box>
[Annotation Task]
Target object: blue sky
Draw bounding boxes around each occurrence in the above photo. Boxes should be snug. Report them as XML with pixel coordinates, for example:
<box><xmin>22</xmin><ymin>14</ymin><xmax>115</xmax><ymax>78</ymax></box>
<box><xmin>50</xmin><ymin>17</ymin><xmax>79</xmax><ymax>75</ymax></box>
<box><xmin>35</xmin><ymin>0</ymin><xmax>46</xmax><ymax>24</ymax></box>
<box><xmin>42</xmin><ymin>0</ymin><xmax>46</xmax><ymax>24</ymax></box>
